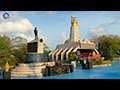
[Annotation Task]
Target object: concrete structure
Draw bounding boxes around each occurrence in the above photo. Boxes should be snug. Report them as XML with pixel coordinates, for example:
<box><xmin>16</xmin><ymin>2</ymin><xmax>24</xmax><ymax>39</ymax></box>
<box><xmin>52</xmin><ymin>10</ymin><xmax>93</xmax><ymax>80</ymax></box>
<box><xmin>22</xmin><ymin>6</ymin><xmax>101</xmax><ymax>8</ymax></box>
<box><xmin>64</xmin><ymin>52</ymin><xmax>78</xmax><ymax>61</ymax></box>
<box><xmin>49</xmin><ymin>15</ymin><xmax>99</xmax><ymax>61</ymax></box>
<box><xmin>26</xmin><ymin>28</ymin><xmax>48</xmax><ymax>63</ymax></box>
<box><xmin>27</xmin><ymin>37</ymin><xmax>44</xmax><ymax>53</ymax></box>
<box><xmin>56</xmin><ymin>48</ymin><xmax>64</xmax><ymax>61</ymax></box>
<box><xmin>65</xmin><ymin>26</ymin><xmax>80</xmax><ymax>44</ymax></box>
<box><xmin>11</xmin><ymin>62</ymin><xmax>55</xmax><ymax>76</ymax></box>
<box><xmin>61</xmin><ymin>48</ymin><xmax>68</xmax><ymax>61</ymax></box>
<box><xmin>65</xmin><ymin>15</ymin><xmax>80</xmax><ymax>44</ymax></box>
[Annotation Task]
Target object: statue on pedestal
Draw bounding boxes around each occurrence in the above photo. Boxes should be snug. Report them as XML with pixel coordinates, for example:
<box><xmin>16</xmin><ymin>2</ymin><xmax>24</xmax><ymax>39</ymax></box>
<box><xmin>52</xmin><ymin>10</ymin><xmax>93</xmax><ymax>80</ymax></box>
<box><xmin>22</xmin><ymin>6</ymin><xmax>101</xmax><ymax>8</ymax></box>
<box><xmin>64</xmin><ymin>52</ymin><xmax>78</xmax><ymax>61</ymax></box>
<box><xmin>34</xmin><ymin>27</ymin><xmax>38</xmax><ymax>40</ymax></box>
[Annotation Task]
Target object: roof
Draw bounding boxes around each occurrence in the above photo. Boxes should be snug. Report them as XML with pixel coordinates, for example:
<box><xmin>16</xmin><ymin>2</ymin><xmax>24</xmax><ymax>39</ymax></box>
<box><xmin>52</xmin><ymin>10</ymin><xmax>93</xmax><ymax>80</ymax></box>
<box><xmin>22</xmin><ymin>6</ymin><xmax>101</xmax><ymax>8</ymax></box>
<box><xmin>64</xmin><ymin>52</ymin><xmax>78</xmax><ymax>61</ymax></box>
<box><xmin>56</xmin><ymin>41</ymin><xmax>79</xmax><ymax>50</ymax></box>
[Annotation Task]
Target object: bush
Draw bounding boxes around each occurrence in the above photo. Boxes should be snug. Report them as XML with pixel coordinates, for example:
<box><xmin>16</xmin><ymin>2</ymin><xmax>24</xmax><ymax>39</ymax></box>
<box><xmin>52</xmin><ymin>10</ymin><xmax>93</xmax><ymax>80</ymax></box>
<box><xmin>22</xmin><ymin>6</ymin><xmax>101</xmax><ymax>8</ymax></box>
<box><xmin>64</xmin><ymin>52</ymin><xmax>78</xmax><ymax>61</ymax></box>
<box><xmin>69</xmin><ymin>52</ymin><xmax>78</xmax><ymax>61</ymax></box>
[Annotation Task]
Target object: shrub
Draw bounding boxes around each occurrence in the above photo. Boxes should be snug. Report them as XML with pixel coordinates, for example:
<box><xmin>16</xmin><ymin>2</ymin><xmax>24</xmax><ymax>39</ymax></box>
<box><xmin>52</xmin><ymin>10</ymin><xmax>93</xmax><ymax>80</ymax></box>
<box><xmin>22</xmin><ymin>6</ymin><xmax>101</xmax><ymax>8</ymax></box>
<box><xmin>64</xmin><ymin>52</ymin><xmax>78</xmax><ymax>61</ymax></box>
<box><xmin>69</xmin><ymin>52</ymin><xmax>78</xmax><ymax>61</ymax></box>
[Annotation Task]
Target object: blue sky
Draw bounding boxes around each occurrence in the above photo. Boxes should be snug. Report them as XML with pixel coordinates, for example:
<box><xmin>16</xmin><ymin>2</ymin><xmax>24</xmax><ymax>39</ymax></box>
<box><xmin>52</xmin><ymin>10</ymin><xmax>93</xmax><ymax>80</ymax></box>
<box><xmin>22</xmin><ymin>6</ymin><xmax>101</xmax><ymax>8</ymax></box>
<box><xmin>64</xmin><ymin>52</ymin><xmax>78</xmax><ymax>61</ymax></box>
<box><xmin>0</xmin><ymin>11</ymin><xmax>120</xmax><ymax>51</ymax></box>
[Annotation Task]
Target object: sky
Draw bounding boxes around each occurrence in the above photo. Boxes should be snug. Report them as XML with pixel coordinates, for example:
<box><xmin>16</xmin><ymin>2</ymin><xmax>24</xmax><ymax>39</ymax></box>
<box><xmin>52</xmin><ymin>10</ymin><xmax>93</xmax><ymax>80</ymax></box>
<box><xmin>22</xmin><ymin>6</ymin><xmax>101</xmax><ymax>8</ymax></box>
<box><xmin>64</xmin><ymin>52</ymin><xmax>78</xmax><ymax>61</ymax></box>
<box><xmin>0</xmin><ymin>11</ymin><xmax>120</xmax><ymax>51</ymax></box>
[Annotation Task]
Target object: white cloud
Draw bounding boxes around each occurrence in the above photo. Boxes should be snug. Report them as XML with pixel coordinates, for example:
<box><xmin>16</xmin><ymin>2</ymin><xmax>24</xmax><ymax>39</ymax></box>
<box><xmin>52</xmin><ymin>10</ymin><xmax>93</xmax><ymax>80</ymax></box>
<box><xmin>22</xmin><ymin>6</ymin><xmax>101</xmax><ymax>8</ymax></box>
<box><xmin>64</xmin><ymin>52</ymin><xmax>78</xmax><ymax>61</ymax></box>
<box><xmin>54</xmin><ymin>32</ymin><xmax>67</xmax><ymax>42</ymax></box>
<box><xmin>47</xmin><ymin>44</ymin><xmax>52</xmax><ymax>48</ymax></box>
<box><xmin>39</xmin><ymin>30</ymin><xmax>43</xmax><ymax>33</ymax></box>
<box><xmin>54</xmin><ymin>35</ymin><xmax>60</xmax><ymax>40</ymax></box>
<box><xmin>0</xmin><ymin>18</ymin><xmax>34</xmax><ymax>33</ymax></box>
<box><xmin>0</xmin><ymin>11</ymin><xmax>37</xmax><ymax>43</ymax></box>
<box><xmin>15</xmin><ymin>33</ymin><xmax>34</xmax><ymax>42</ymax></box>
<box><xmin>89</xmin><ymin>27</ymin><xmax>107</xmax><ymax>36</ymax></box>
<box><xmin>25</xmin><ymin>11</ymin><xmax>36</xmax><ymax>16</ymax></box>
<box><xmin>116</xmin><ymin>14</ymin><xmax>120</xmax><ymax>18</ymax></box>
<box><xmin>24</xmin><ymin>11</ymin><xmax>41</xmax><ymax>17</ymax></box>
<box><xmin>42</xmin><ymin>11</ymin><xmax>57</xmax><ymax>18</ymax></box>
<box><xmin>99</xmin><ymin>20</ymin><xmax>119</xmax><ymax>28</ymax></box>
<box><xmin>47</xmin><ymin>11</ymin><xmax>57</xmax><ymax>15</ymax></box>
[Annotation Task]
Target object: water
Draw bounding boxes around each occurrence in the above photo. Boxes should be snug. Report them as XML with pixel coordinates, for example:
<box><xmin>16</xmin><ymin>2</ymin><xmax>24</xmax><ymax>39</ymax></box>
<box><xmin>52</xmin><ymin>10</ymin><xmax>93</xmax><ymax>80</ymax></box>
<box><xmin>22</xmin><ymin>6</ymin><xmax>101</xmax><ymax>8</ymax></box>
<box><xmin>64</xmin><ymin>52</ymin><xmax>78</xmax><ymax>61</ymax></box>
<box><xmin>1</xmin><ymin>61</ymin><xmax>120</xmax><ymax>79</ymax></box>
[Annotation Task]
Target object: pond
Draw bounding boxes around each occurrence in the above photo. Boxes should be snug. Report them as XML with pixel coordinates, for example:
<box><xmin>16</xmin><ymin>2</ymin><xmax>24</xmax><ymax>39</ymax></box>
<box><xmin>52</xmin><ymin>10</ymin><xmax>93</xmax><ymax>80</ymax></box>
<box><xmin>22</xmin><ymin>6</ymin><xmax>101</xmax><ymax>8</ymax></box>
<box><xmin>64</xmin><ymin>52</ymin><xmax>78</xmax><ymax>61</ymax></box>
<box><xmin>1</xmin><ymin>61</ymin><xmax>120</xmax><ymax>79</ymax></box>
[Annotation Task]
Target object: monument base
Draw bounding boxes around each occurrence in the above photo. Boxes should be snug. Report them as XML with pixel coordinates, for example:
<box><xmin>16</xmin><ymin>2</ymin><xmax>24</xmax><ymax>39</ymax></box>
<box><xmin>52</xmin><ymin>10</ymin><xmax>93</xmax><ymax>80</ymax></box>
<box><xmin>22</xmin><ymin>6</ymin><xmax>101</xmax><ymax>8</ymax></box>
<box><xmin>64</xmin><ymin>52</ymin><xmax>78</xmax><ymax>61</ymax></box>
<box><xmin>3</xmin><ymin>71</ymin><xmax>11</xmax><ymax>79</ymax></box>
<box><xmin>44</xmin><ymin>65</ymin><xmax>69</xmax><ymax>76</ymax></box>
<box><xmin>26</xmin><ymin>53</ymin><xmax>48</xmax><ymax>63</ymax></box>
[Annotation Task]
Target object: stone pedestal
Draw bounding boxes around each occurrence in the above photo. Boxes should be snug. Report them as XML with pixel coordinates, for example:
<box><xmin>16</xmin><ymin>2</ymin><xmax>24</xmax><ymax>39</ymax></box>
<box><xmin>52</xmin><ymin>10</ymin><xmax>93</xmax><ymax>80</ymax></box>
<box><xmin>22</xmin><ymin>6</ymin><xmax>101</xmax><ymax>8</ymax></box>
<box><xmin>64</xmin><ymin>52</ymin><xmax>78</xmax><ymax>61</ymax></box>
<box><xmin>3</xmin><ymin>71</ymin><xmax>11</xmax><ymax>79</ymax></box>
<box><xmin>26</xmin><ymin>53</ymin><xmax>48</xmax><ymax>63</ymax></box>
<box><xmin>26</xmin><ymin>37</ymin><xmax>48</xmax><ymax>63</ymax></box>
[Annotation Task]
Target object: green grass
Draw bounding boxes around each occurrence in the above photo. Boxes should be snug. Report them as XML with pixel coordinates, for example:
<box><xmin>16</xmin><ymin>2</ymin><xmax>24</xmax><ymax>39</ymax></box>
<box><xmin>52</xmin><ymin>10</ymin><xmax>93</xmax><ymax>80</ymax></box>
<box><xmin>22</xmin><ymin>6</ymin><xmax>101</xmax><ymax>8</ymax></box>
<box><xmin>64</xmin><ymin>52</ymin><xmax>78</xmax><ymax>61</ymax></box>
<box><xmin>91</xmin><ymin>59</ymin><xmax>111</xmax><ymax>65</ymax></box>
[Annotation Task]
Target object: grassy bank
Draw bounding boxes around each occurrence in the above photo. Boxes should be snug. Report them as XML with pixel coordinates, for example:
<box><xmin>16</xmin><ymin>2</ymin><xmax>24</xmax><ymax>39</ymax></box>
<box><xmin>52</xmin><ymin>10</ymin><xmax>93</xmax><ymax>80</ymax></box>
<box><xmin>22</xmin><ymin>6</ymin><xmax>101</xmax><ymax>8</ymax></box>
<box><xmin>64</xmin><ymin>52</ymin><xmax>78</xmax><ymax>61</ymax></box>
<box><xmin>91</xmin><ymin>60</ymin><xmax>111</xmax><ymax>65</ymax></box>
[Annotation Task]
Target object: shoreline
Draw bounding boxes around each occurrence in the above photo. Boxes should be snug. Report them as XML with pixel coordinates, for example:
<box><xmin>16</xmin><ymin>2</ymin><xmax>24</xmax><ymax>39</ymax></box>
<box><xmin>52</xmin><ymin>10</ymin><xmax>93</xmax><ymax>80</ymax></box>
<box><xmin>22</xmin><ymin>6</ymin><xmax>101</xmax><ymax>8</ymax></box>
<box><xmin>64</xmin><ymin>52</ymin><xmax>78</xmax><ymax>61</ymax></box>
<box><xmin>93</xmin><ymin>64</ymin><xmax>111</xmax><ymax>67</ymax></box>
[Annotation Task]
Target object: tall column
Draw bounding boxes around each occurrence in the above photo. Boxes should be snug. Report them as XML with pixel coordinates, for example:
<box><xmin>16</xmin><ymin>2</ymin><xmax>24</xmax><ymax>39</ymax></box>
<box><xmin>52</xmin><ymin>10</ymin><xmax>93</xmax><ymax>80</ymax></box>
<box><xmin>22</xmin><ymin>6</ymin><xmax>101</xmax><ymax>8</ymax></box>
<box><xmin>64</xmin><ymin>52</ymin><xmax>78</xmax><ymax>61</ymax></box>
<box><xmin>48</xmin><ymin>49</ymin><xmax>56</xmax><ymax>59</ymax></box>
<box><xmin>70</xmin><ymin>26</ymin><xmax>80</xmax><ymax>42</ymax></box>
<box><xmin>56</xmin><ymin>48</ymin><xmax>63</xmax><ymax>61</ymax></box>
<box><xmin>61</xmin><ymin>48</ymin><xmax>68</xmax><ymax>61</ymax></box>
<box><xmin>66</xmin><ymin>47</ymin><xmax>73</xmax><ymax>61</ymax></box>
<box><xmin>52</xmin><ymin>49</ymin><xmax>59</xmax><ymax>60</ymax></box>
<box><xmin>94</xmin><ymin>48</ymin><xmax>99</xmax><ymax>54</ymax></box>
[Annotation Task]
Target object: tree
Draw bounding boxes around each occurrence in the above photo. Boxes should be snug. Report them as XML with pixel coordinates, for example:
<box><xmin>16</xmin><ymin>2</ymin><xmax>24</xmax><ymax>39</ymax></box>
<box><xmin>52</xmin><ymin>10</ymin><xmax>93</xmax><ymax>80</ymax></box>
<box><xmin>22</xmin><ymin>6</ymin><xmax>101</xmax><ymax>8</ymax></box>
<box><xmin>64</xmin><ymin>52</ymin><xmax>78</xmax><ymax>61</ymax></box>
<box><xmin>0</xmin><ymin>35</ymin><xmax>13</xmax><ymax>66</ymax></box>
<box><xmin>91</xmin><ymin>35</ymin><xmax>120</xmax><ymax>60</ymax></box>
<box><xmin>44</xmin><ymin>43</ymin><xmax>51</xmax><ymax>54</ymax></box>
<box><xmin>12</xmin><ymin>36</ymin><xmax>27</xmax><ymax>63</ymax></box>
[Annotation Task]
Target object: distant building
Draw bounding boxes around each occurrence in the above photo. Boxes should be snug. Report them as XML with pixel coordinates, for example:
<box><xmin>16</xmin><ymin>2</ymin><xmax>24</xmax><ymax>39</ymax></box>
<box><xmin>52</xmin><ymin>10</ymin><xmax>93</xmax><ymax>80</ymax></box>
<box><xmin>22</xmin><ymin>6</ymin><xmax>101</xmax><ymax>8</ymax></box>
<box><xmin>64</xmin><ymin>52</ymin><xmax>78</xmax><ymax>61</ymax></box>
<box><xmin>49</xmin><ymin>15</ymin><xmax>99</xmax><ymax>61</ymax></box>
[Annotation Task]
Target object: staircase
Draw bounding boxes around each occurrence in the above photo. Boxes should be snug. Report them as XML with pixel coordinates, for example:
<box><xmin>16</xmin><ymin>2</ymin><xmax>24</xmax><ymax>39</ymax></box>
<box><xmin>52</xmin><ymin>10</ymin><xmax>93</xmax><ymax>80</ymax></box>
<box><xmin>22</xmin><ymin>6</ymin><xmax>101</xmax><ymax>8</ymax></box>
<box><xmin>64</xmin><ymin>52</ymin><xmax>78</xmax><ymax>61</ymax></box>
<box><xmin>11</xmin><ymin>62</ymin><xmax>55</xmax><ymax>77</ymax></box>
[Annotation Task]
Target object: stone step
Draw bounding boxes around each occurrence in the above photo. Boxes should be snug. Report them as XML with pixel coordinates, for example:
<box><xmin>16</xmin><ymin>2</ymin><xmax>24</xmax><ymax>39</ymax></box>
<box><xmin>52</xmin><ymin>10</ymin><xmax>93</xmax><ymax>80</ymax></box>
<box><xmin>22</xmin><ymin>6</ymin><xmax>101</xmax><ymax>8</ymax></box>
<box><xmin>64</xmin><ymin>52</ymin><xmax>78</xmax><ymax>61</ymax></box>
<box><xmin>15</xmin><ymin>66</ymin><xmax>46</xmax><ymax>69</ymax></box>
<box><xmin>18</xmin><ymin>63</ymin><xmax>44</xmax><ymax>67</ymax></box>
<box><xmin>11</xmin><ymin>71</ymin><xmax>42</xmax><ymax>74</ymax></box>
<box><xmin>11</xmin><ymin>73</ymin><xmax>43</xmax><ymax>77</ymax></box>
<box><xmin>18</xmin><ymin>62</ymin><xmax>55</xmax><ymax>67</ymax></box>
<box><xmin>11</xmin><ymin>69</ymin><xmax>43</xmax><ymax>72</ymax></box>
<box><xmin>10</xmin><ymin>62</ymin><xmax>55</xmax><ymax>77</ymax></box>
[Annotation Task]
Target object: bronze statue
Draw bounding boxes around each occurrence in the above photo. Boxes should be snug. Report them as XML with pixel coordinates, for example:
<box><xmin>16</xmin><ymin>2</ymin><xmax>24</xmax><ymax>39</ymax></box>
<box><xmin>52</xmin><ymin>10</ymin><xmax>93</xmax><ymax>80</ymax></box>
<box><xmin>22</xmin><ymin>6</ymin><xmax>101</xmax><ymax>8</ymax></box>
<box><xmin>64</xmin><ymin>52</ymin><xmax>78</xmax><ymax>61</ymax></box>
<box><xmin>34</xmin><ymin>27</ymin><xmax>38</xmax><ymax>40</ymax></box>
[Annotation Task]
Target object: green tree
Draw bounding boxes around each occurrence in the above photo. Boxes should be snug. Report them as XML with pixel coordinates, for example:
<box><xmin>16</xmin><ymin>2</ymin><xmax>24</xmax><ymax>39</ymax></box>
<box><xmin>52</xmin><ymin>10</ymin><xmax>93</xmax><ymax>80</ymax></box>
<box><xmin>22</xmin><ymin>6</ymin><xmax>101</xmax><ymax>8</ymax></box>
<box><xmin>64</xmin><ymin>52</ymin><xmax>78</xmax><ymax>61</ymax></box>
<box><xmin>0</xmin><ymin>35</ymin><xmax>13</xmax><ymax>66</ymax></box>
<box><xmin>43</xmin><ymin>43</ymin><xmax>51</xmax><ymax>54</ymax></box>
<box><xmin>91</xmin><ymin>35</ymin><xmax>120</xmax><ymax>60</ymax></box>
<box><xmin>12</xmin><ymin>36</ymin><xmax>27</xmax><ymax>64</ymax></box>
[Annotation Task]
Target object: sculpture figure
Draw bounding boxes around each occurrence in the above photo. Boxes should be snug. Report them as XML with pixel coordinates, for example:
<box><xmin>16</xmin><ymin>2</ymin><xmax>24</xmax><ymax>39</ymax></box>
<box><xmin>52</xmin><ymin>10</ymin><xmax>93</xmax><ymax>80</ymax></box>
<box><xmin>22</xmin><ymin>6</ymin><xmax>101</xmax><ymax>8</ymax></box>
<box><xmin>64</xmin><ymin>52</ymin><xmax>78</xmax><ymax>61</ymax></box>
<box><xmin>34</xmin><ymin>27</ymin><xmax>38</xmax><ymax>40</ymax></box>
<box><xmin>71</xmin><ymin>15</ymin><xmax>78</xmax><ymax>26</ymax></box>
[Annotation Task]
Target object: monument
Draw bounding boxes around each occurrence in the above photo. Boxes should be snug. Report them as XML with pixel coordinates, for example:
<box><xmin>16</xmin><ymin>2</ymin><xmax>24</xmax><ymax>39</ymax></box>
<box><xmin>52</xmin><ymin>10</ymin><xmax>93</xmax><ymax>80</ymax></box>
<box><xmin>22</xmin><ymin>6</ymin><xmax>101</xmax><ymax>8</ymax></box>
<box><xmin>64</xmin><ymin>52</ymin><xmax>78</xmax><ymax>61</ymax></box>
<box><xmin>65</xmin><ymin>15</ymin><xmax>81</xmax><ymax>44</ymax></box>
<box><xmin>26</xmin><ymin>27</ymin><xmax>48</xmax><ymax>63</ymax></box>
<box><xmin>49</xmin><ymin>15</ymin><xmax>99</xmax><ymax>61</ymax></box>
